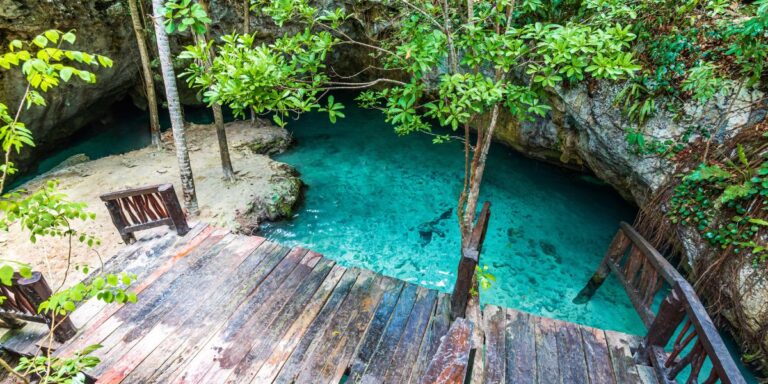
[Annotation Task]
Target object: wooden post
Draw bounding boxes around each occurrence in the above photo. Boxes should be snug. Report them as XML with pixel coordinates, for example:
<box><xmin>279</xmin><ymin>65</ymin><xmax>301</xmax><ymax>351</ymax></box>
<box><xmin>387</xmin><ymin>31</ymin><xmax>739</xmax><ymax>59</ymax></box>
<box><xmin>573</xmin><ymin>229</ymin><xmax>630</xmax><ymax>304</ymax></box>
<box><xmin>451</xmin><ymin>250</ymin><xmax>478</xmax><ymax>320</ymax></box>
<box><xmin>104</xmin><ymin>199</ymin><xmax>136</xmax><ymax>244</ymax></box>
<box><xmin>451</xmin><ymin>202</ymin><xmax>491</xmax><ymax>320</ymax></box>
<box><xmin>158</xmin><ymin>184</ymin><xmax>190</xmax><ymax>236</ymax></box>
<box><xmin>17</xmin><ymin>272</ymin><xmax>77</xmax><ymax>342</ymax></box>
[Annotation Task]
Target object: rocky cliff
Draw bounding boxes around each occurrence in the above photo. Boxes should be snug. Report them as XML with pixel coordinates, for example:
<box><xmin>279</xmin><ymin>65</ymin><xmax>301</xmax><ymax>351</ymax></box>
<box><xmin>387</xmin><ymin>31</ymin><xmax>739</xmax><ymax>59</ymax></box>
<box><xmin>1</xmin><ymin>0</ymin><xmax>138</xmax><ymax>177</ymax></box>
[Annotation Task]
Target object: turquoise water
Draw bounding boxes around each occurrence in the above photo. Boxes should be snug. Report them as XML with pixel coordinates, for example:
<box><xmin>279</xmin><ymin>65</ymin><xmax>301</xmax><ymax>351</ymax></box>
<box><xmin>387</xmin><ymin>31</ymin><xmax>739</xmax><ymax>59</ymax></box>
<box><xmin>261</xmin><ymin>97</ymin><xmax>646</xmax><ymax>335</ymax></box>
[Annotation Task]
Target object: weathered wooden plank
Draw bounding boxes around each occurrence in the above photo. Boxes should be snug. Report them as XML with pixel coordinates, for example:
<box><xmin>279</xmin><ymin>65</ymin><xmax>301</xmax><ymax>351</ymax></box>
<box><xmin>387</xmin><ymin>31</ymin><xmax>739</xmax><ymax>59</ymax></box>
<box><xmin>126</xmin><ymin>241</ymin><xmax>291</xmax><ymax>384</ymax></box>
<box><xmin>271</xmin><ymin>268</ymin><xmax>361</xmax><ymax>384</ymax></box>
<box><xmin>357</xmin><ymin>283</ymin><xmax>419</xmax><ymax>384</ymax></box>
<box><xmin>555</xmin><ymin>321</ymin><xmax>589</xmax><ymax>384</ymax></box>
<box><xmin>93</xmin><ymin>235</ymin><xmax>266</xmax><ymax>382</ymax></box>
<box><xmin>534</xmin><ymin>316</ymin><xmax>560</xmax><ymax>384</ymax></box>
<box><xmin>90</xmin><ymin>234</ymin><xmax>257</xmax><ymax>376</ymax></box>
<box><xmin>505</xmin><ymin>310</ymin><xmax>536</xmax><ymax>384</ymax></box>
<box><xmin>419</xmin><ymin>317</ymin><xmax>473</xmax><ymax>384</ymax></box>
<box><xmin>605</xmin><ymin>330</ymin><xmax>643</xmax><ymax>384</ymax></box>
<box><xmin>408</xmin><ymin>293</ymin><xmax>451</xmax><ymax>384</ymax></box>
<box><xmin>197</xmin><ymin>248</ymin><xmax>319</xmax><ymax>383</ymax></box>
<box><xmin>224</xmin><ymin>254</ymin><xmax>336</xmax><ymax>383</ymax></box>
<box><xmin>169</xmin><ymin>245</ymin><xmax>303</xmax><ymax>383</ymax></box>
<box><xmin>347</xmin><ymin>279</ymin><xmax>405</xmax><ymax>382</ymax></box>
<box><xmin>581</xmin><ymin>326</ymin><xmax>616</xmax><ymax>384</ymax></box>
<box><xmin>483</xmin><ymin>305</ymin><xmax>506</xmax><ymax>384</ymax></box>
<box><xmin>293</xmin><ymin>271</ymin><xmax>391</xmax><ymax>384</ymax></box>
<box><xmin>636</xmin><ymin>364</ymin><xmax>660</xmax><ymax>384</ymax></box>
<box><xmin>251</xmin><ymin>264</ymin><xmax>347</xmax><ymax>383</ymax></box>
<box><xmin>81</xmin><ymin>231</ymin><xmax>246</xmax><ymax>364</ymax></box>
<box><xmin>383</xmin><ymin>287</ymin><xmax>438</xmax><ymax>383</ymax></box>
<box><xmin>54</xmin><ymin>227</ymin><xmax>227</xmax><ymax>357</ymax></box>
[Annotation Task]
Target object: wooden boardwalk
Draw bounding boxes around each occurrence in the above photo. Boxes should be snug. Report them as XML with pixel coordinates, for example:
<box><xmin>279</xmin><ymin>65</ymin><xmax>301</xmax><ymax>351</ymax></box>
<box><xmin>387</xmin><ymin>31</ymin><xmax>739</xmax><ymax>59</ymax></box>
<box><xmin>1</xmin><ymin>224</ymin><xmax>667</xmax><ymax>383</ymax></box>
<box><xmin>20</xmin><ymin>224</ymin><xmax>456</xmax><ymax>383</ymax></box>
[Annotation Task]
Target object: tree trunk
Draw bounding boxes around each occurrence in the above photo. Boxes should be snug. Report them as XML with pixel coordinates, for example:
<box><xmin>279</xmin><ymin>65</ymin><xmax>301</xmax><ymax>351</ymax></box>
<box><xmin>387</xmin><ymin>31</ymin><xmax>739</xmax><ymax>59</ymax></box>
<box><xmin>128</xmin><ymin>0</ymin><xmax>162</xmax><ymax>149</ymax></box>
<box><xmin>243</xmin><ymin>0</ymin><xmax>256</xmax><ymax>123</ymax></box>
<box><xmin>213</xmin><ymin>103</ymin><xmax>235</xmax><ymax>181</ymax></box>
<box><xmin>463</xmin><ymin>103</ymin><xmax>500</xmax><ymax>240</ymax></box>
<box><xmin>196</xmin><ymin>0</ymin><xmax>236</xmax><ymax>181</ymax></box>
<box><xmin>151</xmin><ymin>0</ymin><xmax>199</xmax><ymax>216</ymax></box>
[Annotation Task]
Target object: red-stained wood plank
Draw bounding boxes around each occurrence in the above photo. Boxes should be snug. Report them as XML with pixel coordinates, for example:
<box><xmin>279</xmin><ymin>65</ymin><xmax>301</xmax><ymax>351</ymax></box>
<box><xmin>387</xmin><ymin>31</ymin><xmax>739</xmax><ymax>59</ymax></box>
<box><xmin>55</xmin><ymin>227</ymin><xmax>224</xmax><ymax>357</ymax></box>
<box><xmin>419</xmin><ymin>317</ymin><xmax>473</xmax><ymax>384</ymax></box>
<box><xmin>168</xmin><ymin>245</ymin><xmax>304</xmax><ymax>383</ymax></box>
<box><xmin>408</xmin><ymin>293</ymin><xmax>451</xmax><ymax>384</ymax></box>
<box><xmin>93</xmin><ymin>235</ymin><xmax>266</xmax><ymax>383</ymax></box>
<box><xmin>125</xmin><ymin>241</ymin><xmax>291</xmax><ymax>384</ymax></box>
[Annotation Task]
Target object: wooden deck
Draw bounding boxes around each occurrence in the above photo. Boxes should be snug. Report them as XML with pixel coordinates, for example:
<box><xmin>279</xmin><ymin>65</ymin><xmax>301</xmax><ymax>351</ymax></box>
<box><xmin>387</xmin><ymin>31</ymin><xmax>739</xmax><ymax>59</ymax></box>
<box><xmin>476</xmin><ymin>305</ymin><xmax>657</xmax><ymax>384</ymax></box>
<box><xmin>1</xmin><ymin>224</ymin><xmax>661</xmax><ymax>383</ymax></box>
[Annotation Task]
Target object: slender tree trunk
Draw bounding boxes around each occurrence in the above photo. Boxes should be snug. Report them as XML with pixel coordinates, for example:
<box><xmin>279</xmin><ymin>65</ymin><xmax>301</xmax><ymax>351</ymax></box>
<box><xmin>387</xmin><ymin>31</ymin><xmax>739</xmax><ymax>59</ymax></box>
<box><xmin>462</xmin><ymin>103</ymin><xmax>500</xmax><ymax>240</ymax></box>
<box><xmin>198</xmin><ymin>0</ymin><xmax>236</xmax><ymax>181</ymax></box>
<box><xmin>128</xmin><ymin>0</ymin><xmax>162</xmax><ymax>149</ymax></box>
<box><xmin>242</xmin><ymin>0</ymin><xmax>256</xmax><ymax>123</ymax></box>
<box><xmin>213</xmin><ymin>103</ymin><xmax>235</xmax><ymax>180</ymax></box>
<box><xmin>151</xmin><ymin>0</ymin><xmax>199</xmax><ymax>216</ymax></box>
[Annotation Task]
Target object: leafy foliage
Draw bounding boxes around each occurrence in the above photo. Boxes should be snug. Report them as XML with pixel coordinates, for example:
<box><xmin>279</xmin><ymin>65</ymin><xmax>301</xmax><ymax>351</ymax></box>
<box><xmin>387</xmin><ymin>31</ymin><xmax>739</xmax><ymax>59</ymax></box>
<box><xmin>668</xmin><ymin>143</ymin><xmax>768</xmax><ymax>265</ymax></box>
<box><xmin>0</xmin><ymin>30</ymin><xmax>140</xmax><ymax>383</ymax></box>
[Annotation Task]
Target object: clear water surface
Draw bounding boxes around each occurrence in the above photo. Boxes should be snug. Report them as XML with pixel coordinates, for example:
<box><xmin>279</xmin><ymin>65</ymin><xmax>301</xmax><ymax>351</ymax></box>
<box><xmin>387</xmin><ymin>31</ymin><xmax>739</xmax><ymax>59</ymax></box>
<box><xmin>262</xmin><ymin>96</ymin><xmax>645</xmax><ymax>334</ymax></box>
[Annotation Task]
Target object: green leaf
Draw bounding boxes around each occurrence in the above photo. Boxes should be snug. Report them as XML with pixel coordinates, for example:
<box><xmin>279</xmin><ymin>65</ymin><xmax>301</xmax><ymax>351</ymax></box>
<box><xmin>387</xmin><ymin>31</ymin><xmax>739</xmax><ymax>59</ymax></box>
<box><xmin>61</xmin><ymin>32</ymin><xmax>76</xmax><ymax>44</ymax></box>
<box><xmin>59</xmin><ymin>67</ymin><xmax>73</xmax><ymax>82</ymax></box>
<box><xmin>44</xmin><ymin>30</ymin><xmax>59</xmax><ymax>44</ymax></box>
<box><xmin>0</xmin><ymin>265</ymin><xmax>14</xmax><ymax>286</ymax></box>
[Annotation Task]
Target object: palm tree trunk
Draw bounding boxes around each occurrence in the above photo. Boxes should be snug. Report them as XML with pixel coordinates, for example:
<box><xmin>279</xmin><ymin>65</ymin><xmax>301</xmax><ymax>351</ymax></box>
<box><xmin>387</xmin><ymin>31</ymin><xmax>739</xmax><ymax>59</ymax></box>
<box><xmin>151</xmin><ymin>0</ymin><xmax>199</xmax><ymax>216</ymax></box>
<box><xmin>128</xmin><ymin>0</ymin><xmax>162</xmax><ymax>149</ymax></box>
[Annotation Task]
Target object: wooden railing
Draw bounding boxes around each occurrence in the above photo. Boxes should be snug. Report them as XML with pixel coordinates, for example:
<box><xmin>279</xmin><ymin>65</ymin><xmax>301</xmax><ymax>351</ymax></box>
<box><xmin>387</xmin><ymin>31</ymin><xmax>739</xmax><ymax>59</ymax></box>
<box><xmin>450</xmin><ymin>201</ymin><xmax>491</xmax><ymax>320</ymax></box>
<box><xmin>100</xmin><ymin>183</ymin><xmax>189</xmax><ymax>244</ymax></box>
<box><xmin>0</xmin><ymin>272</ymin><xmax>77</xmax><ymax>342</ymax></box>
<box><xmin>577</xmin><ymin>222</ymin><xmax>746</xmax><ymax>384</ymax></box>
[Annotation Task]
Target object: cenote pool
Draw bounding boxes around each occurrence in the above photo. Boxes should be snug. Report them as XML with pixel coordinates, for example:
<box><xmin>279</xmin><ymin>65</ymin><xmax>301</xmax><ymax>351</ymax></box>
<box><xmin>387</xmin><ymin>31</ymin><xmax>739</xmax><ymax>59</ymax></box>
<box><xmin>19</xmin><ymin>98</ymin><xmax>758</xmax><ymax>381</ymax></box>
<box><xmin>261</xmin><ymin>99</ymin><xmax>645</xmax><ymax>335</ymax></box>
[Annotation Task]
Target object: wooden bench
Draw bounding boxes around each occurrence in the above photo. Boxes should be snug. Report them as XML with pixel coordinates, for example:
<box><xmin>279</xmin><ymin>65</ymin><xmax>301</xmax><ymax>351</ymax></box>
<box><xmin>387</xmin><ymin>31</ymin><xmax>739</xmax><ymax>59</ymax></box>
<box><xmin>0</xmin><ymin>272</ymin><xmax>76</xmax><ymax>343</ymax></box>
<box><xmin>577</xmin><ymin>222</ymin><xmax>746</xmax><ymax>384</ymax></box>
<box><xmin>100</xmin><ymin>183</ymin><xmax>189</xmax><ymax>244</ymax></box>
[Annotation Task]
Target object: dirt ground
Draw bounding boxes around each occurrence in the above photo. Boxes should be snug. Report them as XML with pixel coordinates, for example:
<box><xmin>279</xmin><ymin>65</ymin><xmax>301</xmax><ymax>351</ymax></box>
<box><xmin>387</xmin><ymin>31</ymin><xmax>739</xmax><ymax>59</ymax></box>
<box><xmin>0</xmin><ymin>120</ymin><xmax>299</xmax><ymax>289</ymax></box>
